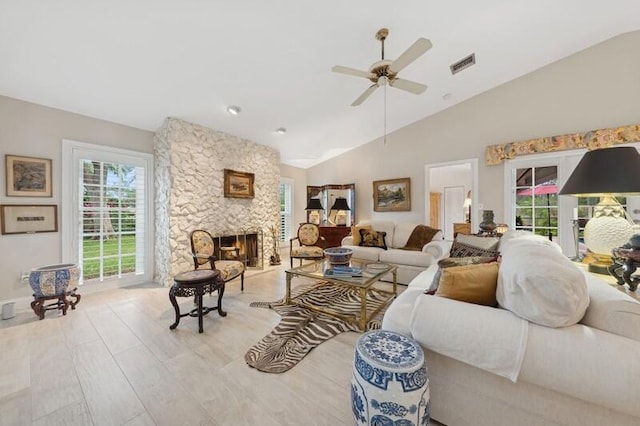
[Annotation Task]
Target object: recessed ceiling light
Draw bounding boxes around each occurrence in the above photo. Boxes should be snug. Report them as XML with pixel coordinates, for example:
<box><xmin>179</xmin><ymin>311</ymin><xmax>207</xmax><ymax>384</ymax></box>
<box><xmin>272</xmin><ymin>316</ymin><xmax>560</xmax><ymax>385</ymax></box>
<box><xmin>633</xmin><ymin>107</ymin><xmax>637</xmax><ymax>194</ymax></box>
<box><xmin>275</xmin><ymin>127</ymin><xmax>287</xmax><ymax>134</ymax></box>
<box><xmin>442</xmin><ymin>93</ymin><xmax>452</xmax><ymax>100</ymax></box>
<box><xmin>226</xmin><ymin>105</ymin><xmax>241</xmax><ymax>115</ymax></box>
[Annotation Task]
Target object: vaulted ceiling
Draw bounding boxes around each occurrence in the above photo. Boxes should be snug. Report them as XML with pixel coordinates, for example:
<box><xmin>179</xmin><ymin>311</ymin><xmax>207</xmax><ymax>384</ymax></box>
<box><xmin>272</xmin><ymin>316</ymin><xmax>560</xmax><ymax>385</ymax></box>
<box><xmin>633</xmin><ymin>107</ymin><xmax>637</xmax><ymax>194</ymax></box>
<box><xmin>1</xmin><ymin>1</ymin><xmax>638</xmax><ymax>168</ymax></box>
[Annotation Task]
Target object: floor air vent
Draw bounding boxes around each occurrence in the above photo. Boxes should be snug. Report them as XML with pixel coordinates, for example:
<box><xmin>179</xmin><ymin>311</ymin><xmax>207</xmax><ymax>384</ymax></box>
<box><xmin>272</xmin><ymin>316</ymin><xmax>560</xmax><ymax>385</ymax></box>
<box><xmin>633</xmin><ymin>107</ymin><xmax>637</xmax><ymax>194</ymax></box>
<box><xmin>450</xmin><ymin>53</ymin><xmax>476</xmax><ymax>75</ymax></box>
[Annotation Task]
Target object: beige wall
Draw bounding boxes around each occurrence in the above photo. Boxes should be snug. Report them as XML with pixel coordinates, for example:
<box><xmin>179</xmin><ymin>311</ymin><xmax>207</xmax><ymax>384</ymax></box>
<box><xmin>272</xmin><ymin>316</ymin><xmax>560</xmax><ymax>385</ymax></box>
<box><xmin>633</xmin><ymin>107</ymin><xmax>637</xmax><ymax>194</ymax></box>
<box><xmin>307</xmin><ymin>30</ymin><xmax>640</xmax><ymax>226</ymax></box>
<box><xmin>0</xmin><ymin>95</ymin><xmax>155</xmax><ymax>302</ymax></box>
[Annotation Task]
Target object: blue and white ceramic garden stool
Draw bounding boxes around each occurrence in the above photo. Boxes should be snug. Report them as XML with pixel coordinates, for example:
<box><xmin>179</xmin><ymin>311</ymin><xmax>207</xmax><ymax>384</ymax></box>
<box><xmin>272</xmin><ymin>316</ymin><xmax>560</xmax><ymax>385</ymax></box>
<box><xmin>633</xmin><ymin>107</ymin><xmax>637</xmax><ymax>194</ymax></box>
<box><xmin>351</xmin><ymin>330</ymin><xmax>430</xmax><ymax>426</ymax></box>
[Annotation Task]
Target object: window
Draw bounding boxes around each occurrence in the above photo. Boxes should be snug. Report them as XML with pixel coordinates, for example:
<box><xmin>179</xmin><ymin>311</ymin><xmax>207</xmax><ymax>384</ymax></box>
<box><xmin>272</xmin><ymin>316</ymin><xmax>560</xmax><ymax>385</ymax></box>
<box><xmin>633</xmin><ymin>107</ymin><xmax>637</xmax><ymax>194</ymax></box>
<box><xmin>505</xmin><ymin>154</ymin><xmax>571</xmax><ymax>254</ymax></box>
<box><xmin>62</xmin><ymin>140</ymin><xmax>153</xmax><ymax>287</ymax></box>
<box><xmin>514</xmin><ymin>165</ymin><xmax>558</xmax><ymax>240</ymax></box>
<box><xmin>505</xmin><ymin>145</ymin><xmax>640</xmax><ymax>257</ymax></box>
<box><xmin>279</xmin><ymin>179</ymin><xmax>293</xmax><ymax>246</ymax></box>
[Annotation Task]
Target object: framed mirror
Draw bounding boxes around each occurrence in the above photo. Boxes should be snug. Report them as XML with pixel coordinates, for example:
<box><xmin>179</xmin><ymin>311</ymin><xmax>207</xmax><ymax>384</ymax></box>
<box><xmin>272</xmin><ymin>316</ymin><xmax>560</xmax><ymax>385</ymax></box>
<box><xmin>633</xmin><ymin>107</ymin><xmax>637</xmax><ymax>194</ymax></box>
<box><xmin>306</xmin><ymin>184</ymin><xmax>355</xmax><ymax>227</ymax></box>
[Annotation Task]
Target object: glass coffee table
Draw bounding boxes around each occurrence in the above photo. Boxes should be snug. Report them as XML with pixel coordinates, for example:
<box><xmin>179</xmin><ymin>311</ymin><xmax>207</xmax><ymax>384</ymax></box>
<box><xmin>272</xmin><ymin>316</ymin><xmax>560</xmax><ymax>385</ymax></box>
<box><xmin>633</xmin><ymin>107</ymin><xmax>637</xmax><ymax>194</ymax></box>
<box><xmin>285</xmin><ymin>259</ymin><xmax>397</xmax><ymax>330</ymax></box>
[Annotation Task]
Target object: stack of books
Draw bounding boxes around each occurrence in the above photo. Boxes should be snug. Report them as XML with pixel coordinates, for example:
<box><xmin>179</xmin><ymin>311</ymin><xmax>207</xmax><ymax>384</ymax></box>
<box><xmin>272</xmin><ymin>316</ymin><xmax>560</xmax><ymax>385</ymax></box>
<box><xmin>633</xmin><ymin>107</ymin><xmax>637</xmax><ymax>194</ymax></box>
<box><xmin>324</xmin><ymin>265</ymin><xmax>363</xmax><ymax>278</ymax></box>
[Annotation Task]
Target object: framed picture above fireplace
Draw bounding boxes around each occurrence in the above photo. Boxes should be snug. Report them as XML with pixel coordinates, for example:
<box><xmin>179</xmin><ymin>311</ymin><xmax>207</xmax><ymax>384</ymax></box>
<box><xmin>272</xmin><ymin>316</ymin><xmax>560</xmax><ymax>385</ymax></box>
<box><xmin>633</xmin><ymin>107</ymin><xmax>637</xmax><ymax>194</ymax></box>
<box><xmin>224</xmin><ymin>169</ymin><xmax>254</xmax><ymax>199</ymax></box>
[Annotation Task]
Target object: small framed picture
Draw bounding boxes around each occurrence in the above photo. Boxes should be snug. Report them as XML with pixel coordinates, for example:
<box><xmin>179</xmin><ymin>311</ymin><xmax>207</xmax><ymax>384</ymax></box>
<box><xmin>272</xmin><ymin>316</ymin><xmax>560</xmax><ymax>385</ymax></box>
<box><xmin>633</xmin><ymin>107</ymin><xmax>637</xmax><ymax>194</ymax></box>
<box><xmin>0</xmin><ymin>204</ymin><xmax>58</xmax><ymax>235</ymax></box>
<box><xmin>6</xmin><ymin>155</ymin><xmax>52</xmax><ymax>197</ymax></box>
<box><xmin>224</xmin><ymin>169</ymin><xmax>255</xmax><ymax>199</ymax></box>
<box><xmin>373</xmin><ymin>177</ymin><xmax>411</xmax><ymax>212</ymax></box>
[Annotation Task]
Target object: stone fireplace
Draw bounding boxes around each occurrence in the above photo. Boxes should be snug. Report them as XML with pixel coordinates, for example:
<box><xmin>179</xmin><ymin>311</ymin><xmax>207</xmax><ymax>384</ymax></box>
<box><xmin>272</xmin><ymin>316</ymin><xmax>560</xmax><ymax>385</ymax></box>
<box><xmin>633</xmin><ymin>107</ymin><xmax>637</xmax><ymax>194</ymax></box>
<box><xmin>154</xmin><ymin>118</ymin><xmax>280</xmax><ymax>287</ymax></box>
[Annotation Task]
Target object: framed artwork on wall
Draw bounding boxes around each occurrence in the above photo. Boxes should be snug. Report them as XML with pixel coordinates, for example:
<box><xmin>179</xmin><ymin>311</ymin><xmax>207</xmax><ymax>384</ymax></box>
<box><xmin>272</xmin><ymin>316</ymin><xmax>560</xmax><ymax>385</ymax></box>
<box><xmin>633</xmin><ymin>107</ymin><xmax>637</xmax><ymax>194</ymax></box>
<box><xmin>373</xmin><ymin>177</ymin><xmax>411</xmax><ymax>212</ymax></box>
<box><xmin>0</xmin><ymin>204</ymin><xmax>58</xmax><ymax>234</ymax></box>
<box><xmin>6</xmin><ymin>155</ymin><xmax>52</xmax><ymax>197</ymax></box>
<box><xmin>224</xmin><ymin>169</ymin><xmax>255</xmax><ymax>198</ymax></box>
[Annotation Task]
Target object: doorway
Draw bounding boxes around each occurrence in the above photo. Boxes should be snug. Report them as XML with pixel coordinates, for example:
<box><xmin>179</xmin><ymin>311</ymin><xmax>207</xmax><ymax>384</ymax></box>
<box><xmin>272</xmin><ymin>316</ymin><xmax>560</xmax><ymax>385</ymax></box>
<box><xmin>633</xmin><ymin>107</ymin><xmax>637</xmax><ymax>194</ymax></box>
<box><xmin>424</xmin><ymin>159</ymin><xmax>478</xmax><ymax>241</ymax></box>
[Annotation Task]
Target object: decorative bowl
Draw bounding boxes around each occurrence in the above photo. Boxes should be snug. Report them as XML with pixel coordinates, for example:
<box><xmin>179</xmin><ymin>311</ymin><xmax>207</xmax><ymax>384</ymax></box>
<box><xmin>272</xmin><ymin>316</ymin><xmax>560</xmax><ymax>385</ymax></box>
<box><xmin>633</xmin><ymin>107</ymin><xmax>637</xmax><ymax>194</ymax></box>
<box><xmin>29</xmin><ymin>263</ymin><xmax>79</xmax><ymax>298</ymax></box>
<box><xmin>323</xmin><ymin>247</ymin><xmax>353</xmax><ymax>265</ymax></box>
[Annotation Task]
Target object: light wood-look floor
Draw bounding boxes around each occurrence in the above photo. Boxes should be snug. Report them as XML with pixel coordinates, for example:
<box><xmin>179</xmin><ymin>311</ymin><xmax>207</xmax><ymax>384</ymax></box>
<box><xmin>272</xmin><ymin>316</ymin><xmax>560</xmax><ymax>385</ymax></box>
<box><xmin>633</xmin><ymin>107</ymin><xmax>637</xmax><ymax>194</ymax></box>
<box><xmin>0</xmin><ymin>256</ymin><xmax>411</xmax><ymax>426</ymax></box>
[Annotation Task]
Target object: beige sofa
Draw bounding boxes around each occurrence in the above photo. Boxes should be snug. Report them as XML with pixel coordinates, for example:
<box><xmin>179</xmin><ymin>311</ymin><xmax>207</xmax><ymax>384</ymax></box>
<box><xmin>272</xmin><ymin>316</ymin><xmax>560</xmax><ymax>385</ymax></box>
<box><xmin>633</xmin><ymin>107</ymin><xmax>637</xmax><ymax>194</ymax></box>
<box><xmin>340</xmin><ymin>220</ymin><xmax>450</xmax><ymax>285</ymax></box>
<box><xmin>382</xmin><ymin>233</ymin><xmax>640</xmax><ymax>425</ymax></box>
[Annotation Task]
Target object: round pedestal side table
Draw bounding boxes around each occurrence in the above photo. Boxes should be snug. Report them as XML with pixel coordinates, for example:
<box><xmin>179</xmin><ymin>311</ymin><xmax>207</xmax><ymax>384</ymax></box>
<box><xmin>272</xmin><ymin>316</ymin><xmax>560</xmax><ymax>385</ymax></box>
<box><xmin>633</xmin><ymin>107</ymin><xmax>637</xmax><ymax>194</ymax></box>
<box><xmin>351</xmin><ymin>330</ymin><xmax>430</xmax><ymax>426</ymax></box>
<box><xmin>169</xmin><ymin>269</ymin><xmax>226</xmax><ymax>333</ymax></box>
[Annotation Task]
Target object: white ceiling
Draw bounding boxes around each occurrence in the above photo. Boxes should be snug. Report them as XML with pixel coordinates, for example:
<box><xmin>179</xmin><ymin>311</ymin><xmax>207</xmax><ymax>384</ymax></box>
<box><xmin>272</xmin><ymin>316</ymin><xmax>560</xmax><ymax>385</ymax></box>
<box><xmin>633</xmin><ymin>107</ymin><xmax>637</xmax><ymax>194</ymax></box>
<box><xmin>1</xmin><ymin>1</ymin><xmax>639</xmax><ymax>168</ymax></box>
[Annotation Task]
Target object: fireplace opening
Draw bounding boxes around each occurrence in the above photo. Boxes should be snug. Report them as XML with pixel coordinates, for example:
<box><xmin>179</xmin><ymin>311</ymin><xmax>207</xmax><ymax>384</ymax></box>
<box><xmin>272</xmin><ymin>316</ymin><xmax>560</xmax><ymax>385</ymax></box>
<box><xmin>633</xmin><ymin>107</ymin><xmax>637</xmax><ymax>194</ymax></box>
<box><xmin>214</xmin><ymin>229</ymin><xmax>263</xmax><ymax>269</ymax></box>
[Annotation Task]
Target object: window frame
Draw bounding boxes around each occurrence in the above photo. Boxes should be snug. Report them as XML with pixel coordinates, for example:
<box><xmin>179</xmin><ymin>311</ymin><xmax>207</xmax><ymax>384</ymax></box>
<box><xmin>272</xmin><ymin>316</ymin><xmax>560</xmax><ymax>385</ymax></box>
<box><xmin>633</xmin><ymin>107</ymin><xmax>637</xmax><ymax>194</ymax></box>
<box><xmin>61</xmin><ymin>140</ymin><xmax>154</xmax><ymax>289</ymax></box>
<box><xmin>279</xmin><ymin>178</ymin><xmax>294</xmax><ymax>247</ymax></box>
<box><xmin>503</xmin><ymin>151</ymin><xmax>582</xmax><ymax>256</ymax></box>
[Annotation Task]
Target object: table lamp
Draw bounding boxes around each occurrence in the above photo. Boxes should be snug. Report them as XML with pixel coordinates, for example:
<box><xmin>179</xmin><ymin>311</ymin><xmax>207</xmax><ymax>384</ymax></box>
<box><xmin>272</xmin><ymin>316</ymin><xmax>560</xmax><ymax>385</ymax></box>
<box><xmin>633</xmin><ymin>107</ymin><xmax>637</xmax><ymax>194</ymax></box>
<box><xmin>559</xmin><ymin>146</ymin><xmax>640</xmax><ymax>273</ymax></box>
<box><xmin>330</xmin><ymin>197</ymin><xmax>351</xmax><ymax>226</ymax></box>
<box><xmin>305</xmin><ymin>198</ymin><xmax>324</xmax><ymax>225</ymax></box>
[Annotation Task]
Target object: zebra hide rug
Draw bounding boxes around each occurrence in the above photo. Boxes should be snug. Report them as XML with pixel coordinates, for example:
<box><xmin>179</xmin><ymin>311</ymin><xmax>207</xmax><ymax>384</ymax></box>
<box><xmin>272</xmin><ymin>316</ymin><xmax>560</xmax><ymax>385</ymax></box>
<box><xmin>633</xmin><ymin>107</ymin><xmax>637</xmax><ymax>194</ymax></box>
<box><xmin>245</xmin><ymin>282</ymin><xmax>388</xmax><ymax>373</ymax></box>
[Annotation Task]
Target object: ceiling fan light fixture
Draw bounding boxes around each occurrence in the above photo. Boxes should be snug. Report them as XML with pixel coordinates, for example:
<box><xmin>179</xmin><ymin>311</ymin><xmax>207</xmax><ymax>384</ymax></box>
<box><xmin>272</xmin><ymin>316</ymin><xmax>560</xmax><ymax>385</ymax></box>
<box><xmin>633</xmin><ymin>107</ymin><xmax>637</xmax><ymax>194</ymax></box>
<box><xmin>378</xmin><ymin>75</ymin><xmax>388</xmax><ymax>86</ymax></box>
<box><xmin>226</xmin><ymin>105</ymin><xmax>241</xmax><ymax>115</ymax></box>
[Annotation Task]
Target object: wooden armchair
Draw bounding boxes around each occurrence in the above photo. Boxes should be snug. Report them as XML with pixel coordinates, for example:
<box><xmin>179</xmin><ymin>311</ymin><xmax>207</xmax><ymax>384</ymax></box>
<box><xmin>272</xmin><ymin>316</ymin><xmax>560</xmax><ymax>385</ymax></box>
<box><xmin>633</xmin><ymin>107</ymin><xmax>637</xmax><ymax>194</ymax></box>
<box><xmin>190</xmin><ymin>229</ymin><xmax>246</xmax><ymax>291</ymax></box>
<box><xmin>289</xmin><ymin>223</ymin><xmax>325</xmax><ymax>268</ymax></box>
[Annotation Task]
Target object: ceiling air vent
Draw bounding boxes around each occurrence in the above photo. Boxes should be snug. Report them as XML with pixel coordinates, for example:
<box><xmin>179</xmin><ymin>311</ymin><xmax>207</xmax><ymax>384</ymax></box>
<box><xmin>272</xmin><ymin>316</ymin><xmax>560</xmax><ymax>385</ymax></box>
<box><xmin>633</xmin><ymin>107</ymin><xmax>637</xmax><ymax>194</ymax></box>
<box><xmin>450</xmin><ymin>53</ymin><xmax>476</xmax><ymax>75</ymax></box>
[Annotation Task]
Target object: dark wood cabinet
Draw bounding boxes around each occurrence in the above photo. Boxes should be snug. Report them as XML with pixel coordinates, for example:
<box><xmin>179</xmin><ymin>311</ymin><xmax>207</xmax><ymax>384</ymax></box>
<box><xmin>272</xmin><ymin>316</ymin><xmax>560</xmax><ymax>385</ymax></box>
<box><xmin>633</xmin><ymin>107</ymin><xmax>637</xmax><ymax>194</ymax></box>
<box><xmin>318</xmin><ymin>226</ymin><xmax>351</xmax><ymax>249</ymax></box>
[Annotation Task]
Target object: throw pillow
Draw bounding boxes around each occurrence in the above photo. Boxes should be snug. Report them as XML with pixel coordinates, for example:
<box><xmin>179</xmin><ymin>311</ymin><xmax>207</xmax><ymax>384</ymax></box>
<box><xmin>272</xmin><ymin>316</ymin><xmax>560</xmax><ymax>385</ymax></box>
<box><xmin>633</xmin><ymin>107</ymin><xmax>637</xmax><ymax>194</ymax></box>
<box><xmin>435</xmin><ymin>262</ymin><xmax>500</xmax><ymax>306</ymax></box>
<box><xmin>497</xmin><ymin>236</ymin><xmax>589</xmax><ymax>327</ymax></box>
<box><xmin>351</xmin><ymin>224</ymin><xmax>372</xmax><ymax>246</ymax></box>
<box><xmin>449</xmin><ymin>240</ymin><xmax>500</xmax><ymax>258</ymax></box>
<box><xmin>403</xmin><ymin>225</ymin><xmax>441</xmax><ymax>251</ymax></box>
<box><xmin>455</xmin><ymin>234</ymin><xmax>500</xmax><ymax>251</ymax></box>
<box><xmin>359</xmin><ymin>229</ymin><xmax>387</xmax><ymax>250</ymax></box>
<box><xmin>428</xmin><ymin>256</ymin><xmax>499</xmax><ymax>293</ymax></box>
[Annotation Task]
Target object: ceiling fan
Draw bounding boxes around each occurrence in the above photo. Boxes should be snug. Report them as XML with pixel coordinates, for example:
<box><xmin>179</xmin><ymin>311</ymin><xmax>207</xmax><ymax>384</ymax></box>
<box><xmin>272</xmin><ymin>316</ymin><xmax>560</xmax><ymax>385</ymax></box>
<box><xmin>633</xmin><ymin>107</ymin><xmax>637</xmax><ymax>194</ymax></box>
<box><xmin>332</xmin><ymin>28</ymin><xmax>432</xmax><ymax>106</ymax></box>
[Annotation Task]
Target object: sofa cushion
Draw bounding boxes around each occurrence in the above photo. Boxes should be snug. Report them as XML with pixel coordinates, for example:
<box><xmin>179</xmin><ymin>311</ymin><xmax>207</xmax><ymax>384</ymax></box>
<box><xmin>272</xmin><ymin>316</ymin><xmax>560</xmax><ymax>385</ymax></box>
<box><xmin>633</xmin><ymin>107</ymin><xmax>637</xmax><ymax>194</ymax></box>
<box><xmin>379</xmin><ymin>248</ymin><xmax>432</xmax><ymax>268</ymax></box>
<box><xmin>344</xmin><ymin>245</ymin><xmax>382</xmax><ymax>261</ymax></box>
<box><xmin>580</xmin><ymin>272</ymin><xmax>640</xmax><ymax>342</ymax></box>
<box><xmin>435</xmin><ymin>262</ymin><xmax>500</xmax><ymax>306</ymax></box>
<box><xmin>497</xmin><ymin>235</ymin><xmax>589</xmax><ymax>327</ymax></box>
<box><xmin>359</xmin><ymin>229</ymin><xmax>388</xmax><ymax>250</ymax></box>
<box><xmin>430</xmin><ymin>256</ymin><xmax>499</xmax><ymax>292</ymax></box>
<box><xmin>350</xmin><ymin>224</ymin><xmax>372</xmax><ymax>246</ymax></box>
<box><xmin>455</xmin><ymin>234</ymin><xmax>500</xmax><ymax>250</ymax></box>
<box><xmin>392</xmin><ymin>222</ymin><xmax>421</xmax><ymax>248</ymax></box>
<box><xmin>449</xmin><ymin>240</ymin><xmax>500</xmax><ymax>258</ymax></box>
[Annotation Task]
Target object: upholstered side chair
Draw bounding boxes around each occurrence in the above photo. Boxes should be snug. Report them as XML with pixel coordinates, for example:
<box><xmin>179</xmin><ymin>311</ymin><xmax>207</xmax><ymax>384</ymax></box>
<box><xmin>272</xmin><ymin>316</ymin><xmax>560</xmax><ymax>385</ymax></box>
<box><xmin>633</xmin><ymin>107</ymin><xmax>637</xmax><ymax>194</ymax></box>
<box><xmin>190</xmin><ymin>230</ymin><xmax>246</xmax><ymax>291</ymax></box>
<box><xmin>289</xmin><ymin>223</ymin><xmax>325</xmax><ymax>268</ymax></box>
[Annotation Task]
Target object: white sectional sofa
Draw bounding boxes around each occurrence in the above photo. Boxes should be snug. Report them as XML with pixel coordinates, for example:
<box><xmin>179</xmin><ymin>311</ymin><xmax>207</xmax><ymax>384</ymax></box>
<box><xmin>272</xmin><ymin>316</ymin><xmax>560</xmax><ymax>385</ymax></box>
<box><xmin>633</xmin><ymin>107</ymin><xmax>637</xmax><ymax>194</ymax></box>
<box><xmin>340</xmin><ymin>220</ymin><xmax>450</xmax><ymax>285</ymax></box>
<box><xmin>382</xmin><ymin>232</ymin><xmax>640</xmax><ymax>425</ymax></box>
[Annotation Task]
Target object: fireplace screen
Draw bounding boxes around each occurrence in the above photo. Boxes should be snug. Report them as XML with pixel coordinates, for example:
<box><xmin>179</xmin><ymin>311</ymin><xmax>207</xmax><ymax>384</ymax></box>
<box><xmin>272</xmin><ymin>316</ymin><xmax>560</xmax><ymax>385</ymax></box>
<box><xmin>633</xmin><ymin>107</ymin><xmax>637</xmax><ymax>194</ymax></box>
<box><xmin>213</xmin><ymin>228</ymin><xmax>263</xmax><ymax>269</ymax></box>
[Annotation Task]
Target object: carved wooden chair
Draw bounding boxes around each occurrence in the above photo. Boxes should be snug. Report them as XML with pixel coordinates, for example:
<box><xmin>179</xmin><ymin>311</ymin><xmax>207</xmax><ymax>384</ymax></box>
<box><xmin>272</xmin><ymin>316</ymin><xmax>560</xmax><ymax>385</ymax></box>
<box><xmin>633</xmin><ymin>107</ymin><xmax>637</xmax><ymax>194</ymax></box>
<box><xmin>289</xmin><ymin>223</ymin><xmax>325</xmax><ymax>268</ymax></box>
<box><xmin>190</xmin><ymin>229</ymin><xmax>246</xmax><ymax>291</ymax></box>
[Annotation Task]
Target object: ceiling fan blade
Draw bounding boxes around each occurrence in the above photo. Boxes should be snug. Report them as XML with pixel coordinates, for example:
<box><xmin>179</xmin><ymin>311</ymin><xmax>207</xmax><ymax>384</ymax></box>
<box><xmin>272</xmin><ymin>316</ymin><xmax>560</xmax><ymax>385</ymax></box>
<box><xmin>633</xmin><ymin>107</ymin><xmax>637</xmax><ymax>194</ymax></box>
<box><xmin>389</xmin><ymin>78</ymin><xmax>428</xmax><ymax>94</ymax></box>
<box><xmin>388</xmin><ymin>38</ymin><xmax>432</xmax><ymax>74</ymax></box>
<box><xmin>351</xmin><ymin>84</ymin><xmax>378</xmax><ymax>106</ymax></box>
<box><xmin>332</xmin><ymin>65</ymin><xmax>374</xmax><ymax>79</ymax></box>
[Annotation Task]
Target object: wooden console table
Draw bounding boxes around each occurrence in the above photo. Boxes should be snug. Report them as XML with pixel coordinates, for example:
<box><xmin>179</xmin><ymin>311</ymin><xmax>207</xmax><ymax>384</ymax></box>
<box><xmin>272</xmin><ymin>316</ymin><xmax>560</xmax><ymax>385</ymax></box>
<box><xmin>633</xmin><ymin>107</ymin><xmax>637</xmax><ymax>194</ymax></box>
<box><xmin>453</xmin><ymin>222</ymin><xmax>472</xmax><ymax>237</ymax></box>
<box><xmin>318</xmin><ymin>226</ymin><xmax>351</xmax><ymax>249</ymax></box>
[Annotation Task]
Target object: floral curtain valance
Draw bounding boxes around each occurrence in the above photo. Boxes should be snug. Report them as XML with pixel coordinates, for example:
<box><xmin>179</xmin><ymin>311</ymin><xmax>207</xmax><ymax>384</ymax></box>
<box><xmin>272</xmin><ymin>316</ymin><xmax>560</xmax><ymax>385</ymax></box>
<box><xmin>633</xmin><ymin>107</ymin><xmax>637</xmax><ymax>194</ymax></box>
<box><xmin>485</xmin><ymin>123</ymin><xmax>640</xmax><ymax>165</ymax></box>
